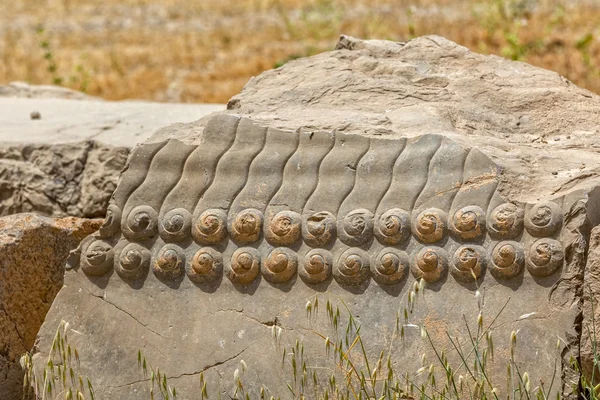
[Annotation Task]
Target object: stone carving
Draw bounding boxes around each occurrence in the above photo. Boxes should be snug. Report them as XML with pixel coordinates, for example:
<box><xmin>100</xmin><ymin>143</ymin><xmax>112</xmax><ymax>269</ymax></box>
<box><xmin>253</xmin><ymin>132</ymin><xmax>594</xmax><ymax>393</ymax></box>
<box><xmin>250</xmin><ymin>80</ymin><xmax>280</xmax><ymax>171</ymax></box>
<box><xmin>187</xmin><ymin>248</ymin><xmax>223</xmax><ymax>283</ymax></box>
<box><xmin>153</xmin><ymin>244</ymin><xmax>185</xmax><ymax>281</ymax></box>
<box><xmin>114</xmin><ymin>242</ymin><xmax>150</xmax><ymax>281</ymax></box>
<box><xmin>229</xmin><ymin>209</ymin><xmax>263</xmax><ymax>244</ymax></box>
<box><xmin>159</xmin><ymin>208</ymin><xmax>192</xmax><ymax>242</ymax></box>
<box><xmin>338</xmin><ymin>209</ymin><xmax>374</xmax><ymax>246</ymax></box>
<box><xmin>262</xmin><ymin>247</ymin><xmax>298</xmax><ymax>283</ymax></box>
<box><xmin>411</xmin><ymin>246</ymin><xmax>448</xmax><ymax>283</ymax></box>
<box><xmin>72</xmin><ymin>115</ymin><xmax>570</xmax><ymax>289</ymax></box>
<box><xmin>525</xmin><ymin>201</ymin><xmax>563</xmax><ymax>237</ymax></box>
<box><xmin>123</xmin><ymin>205</ymin><xmax>158</xmax><ymax>240</ymax></box>
<box><xmin>371</xmin><ymin>248</ymin><xmax>409</xmax><ymax>285</ymax></box>
<box><xmin>526</xmin><ymin>238</ymin><xmax>565</xmax><ymax>277</ymax></box>
<box><xmin>35</xmin><ymin>35</ymin><xmax>600</xmax><ymax>400</ymax></box>
<box><xmin>374</xmin><ymin>208</ymin><xmax>411</xmax><ymax>245</ymax></box>
<box><xmin>334</xmin><ymin>248</ymin><xmax>370</xmax><ymax>286</ymax></box>
<box><xmin>228</xmin><ymin>247</ymin><xmax>261</xmax><ymax>284</ymax></box>
<box><xmin>412</xmin><ymin>208</ymin><xmax>447</xmax><ymax>244</ymax></box>
<box><xmin>450</xmin><ymin>206</ymin><xmax>485</xmax><ymax>241</ymax></box>
<box><xmin>81</xmin><ymin>239</ymin><xmax>114</xmax><ymax>276</ymax></box>
<box><xmin>300</xmin><ymin>249</ymin><xmax>333</xmax><ymax>284</ymax></box>
<box><xmin>450</xmin><ymin>245</ymin><xmax>486</xmax><ymax>282</ymax></box>
<box><xmin>193</xmin><ymin>209</ymin><xmax>228</xmax><ymax>245</ymax></box>
<box><xmin>99</xmin><ymin>204</ymin><xmax>122</xmax><ymax>238</ymax></box>
<box><xmin>487</xmin><ymin>203</ymin><xmax>524</xmax><ymax>240</ymax></box>
<box><xmin>264</xmin><ymin>210</ymin><xmax>301</xmax><ymax>246</ymax></box>
<box><xmin>489</xmin><ymin>241</ymin><xmax>524</xmax><ymax>279</ymax></box>
<box><xmin>302</xmin><ymin>211</ymin><xmax>336</xmax><ymax>247</ymax></box>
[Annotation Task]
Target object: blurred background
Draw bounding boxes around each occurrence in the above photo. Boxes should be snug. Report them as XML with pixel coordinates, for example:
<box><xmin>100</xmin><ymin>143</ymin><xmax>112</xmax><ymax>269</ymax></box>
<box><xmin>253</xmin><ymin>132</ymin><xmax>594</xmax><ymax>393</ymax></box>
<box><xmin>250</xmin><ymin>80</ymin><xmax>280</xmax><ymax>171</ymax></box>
<box><xmin>1</xmin><ymin>0</ymin><xmax>598</xmax><ymax>103</ymax></box>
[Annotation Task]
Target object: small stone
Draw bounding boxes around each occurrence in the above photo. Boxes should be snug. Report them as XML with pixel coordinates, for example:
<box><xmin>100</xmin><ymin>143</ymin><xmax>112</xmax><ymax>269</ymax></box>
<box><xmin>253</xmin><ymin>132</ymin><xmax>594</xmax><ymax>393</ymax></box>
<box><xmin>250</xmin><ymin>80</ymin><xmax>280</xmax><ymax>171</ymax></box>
<box><xmin>29</xmin><ymin>111</ymin><xmax>41</xmax><ymax>120</ymax></box>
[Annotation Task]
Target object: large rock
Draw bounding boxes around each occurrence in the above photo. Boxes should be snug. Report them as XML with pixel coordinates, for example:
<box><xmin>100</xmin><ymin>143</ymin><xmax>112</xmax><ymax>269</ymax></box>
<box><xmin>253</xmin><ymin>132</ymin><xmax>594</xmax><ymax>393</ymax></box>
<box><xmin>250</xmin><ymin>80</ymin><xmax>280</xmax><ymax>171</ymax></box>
<box><xmin>0</xmin><ymin>141</ymin><xmax>129</xmax><ymax>218</ymax></box>
<box><xmin>33</xmin><ymin>36</ymin><xmax>600</xmax><ymax>399</ymax></box>
<box><xmin>0</xmin><ymin>213</ymin><xmax>101</xmax><ymax>399</ymax></box>
<box><xmin>0</xmin><ymin>85</ymin><xmax>224</xmax><ymax>218</ymax></box>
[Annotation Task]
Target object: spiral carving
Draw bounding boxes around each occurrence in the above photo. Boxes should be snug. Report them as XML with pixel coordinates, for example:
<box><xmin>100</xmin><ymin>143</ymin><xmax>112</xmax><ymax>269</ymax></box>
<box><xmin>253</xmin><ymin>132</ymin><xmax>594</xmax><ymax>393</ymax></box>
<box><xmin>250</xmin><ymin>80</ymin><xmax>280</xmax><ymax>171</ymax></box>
<box><xmin>115</xmin><ymin>242</ymin><xmax>151</xmax><ymax>280</ymax></box>
<box><xmin>338</xmin><ymin>209</ymin><xmax>374</xmax><ymax>246</ymax></box>
<box><xmin>300</xmin><ymin>249</ymin><xmax>333</xmax><ymax>284</ymax></box>
<box><xmin>229</xmin><ymin>209</ymin><xmax>263</xmax><ymax>244</ymax></box>
<box><xmin>99</xmin><ymin>204</ymin><xmax>122</xmax><ymax>238</ymax></box>
<box><xmin>526</xmin><ymin>238</ymin><xmax>564</xmax><ymax>277</ymax></box>
<box><xmin>265</xmin><ymin>211</ymin><xmax>301</xmax><ymax>246</ymax></box>
<box><xmin>525</xmin><ymin>202</ymin><xmax>563</xmax><ymax>237</ymax></box>
<box><xmin>192</xmin><ymin>209</ymin><xmax>228</xmax><ymax>245</ymax></box>
<box><xmin>123</xmin><ymin>205</ymin><xmax>158</xmax><ymax>240</ymax></box>
<box><xmin>489</xmin><ymin>241</ymin><xmax>524</xmax><ymax>279</ymax></box>
<box><xmin>412</xmin><ymin>208</ymin><xmax>447</xmax><ymax>243</ymax></box>
<box><xmin>262</xmin><ymin>247</ymin><xmax>298</xmax><ymax>283</ymax></box>
<box><xmin>81</xmin><ymin>239</ymin><xmax>114</xmax><ymax>276</ymax></box>
<box><xmin>371</xmin><ymin>248</ymin><xmax>409</xmax><ymax>285</ymax></box>
<box><xmin>187</xmin><ymin>248</ymin><xmax>223</xmax><ymax>283</ymax></box>
<box><xmin>159</xmin><ymin>208</ymin><xmax>192</xmax><ymax>242</ymax></box>
<box><xmin>451</xmin><ymin>245</ymin><xmax>486</xmax><ymax>282</ymax></box>
<box><xmin>228</xmin><ymin>247</ymin><xmax>261</xmax><ymax>284</ymax></box>
<box><xmin>153</xmin><ymin>244</ymin><xmax>185</xmax><ymax>281</ymax></box>
<box><xmin>411</xmin><ymin>247</ymin><xmax>448</xmax><ymax>283</ymax></box>
<box><xmin>302</xmin><ymin>211</ymin><xmax>336</xmax><ymax>247</ymax></box>
<box><xmin>450</xmin><ymin>206</ymin><xmax>485</xmax><ymax>240</ymax></box>
<box><xmin>374</xmin><ymin>208</ymin><xmax>411</xmax><ymax>245</ymax></box>
<box><xmin>487</xmin><ymin>203</ymin><xmax>524</xmax><ymax>240</ymax></box>
<box><xmin>334</xmin><ymin>248</ymin><xmax>370</xmax><ymax>286</ymax></box>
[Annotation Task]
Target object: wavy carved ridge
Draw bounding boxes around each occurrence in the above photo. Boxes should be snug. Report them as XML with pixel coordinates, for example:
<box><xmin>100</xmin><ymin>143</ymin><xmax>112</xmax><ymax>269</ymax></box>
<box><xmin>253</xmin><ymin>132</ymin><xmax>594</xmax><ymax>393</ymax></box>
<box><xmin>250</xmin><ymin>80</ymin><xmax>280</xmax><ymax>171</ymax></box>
<box><xmin>84</xmin><ymin>116</ymin><xmax>570</xmax><ymax>289</ymax></box>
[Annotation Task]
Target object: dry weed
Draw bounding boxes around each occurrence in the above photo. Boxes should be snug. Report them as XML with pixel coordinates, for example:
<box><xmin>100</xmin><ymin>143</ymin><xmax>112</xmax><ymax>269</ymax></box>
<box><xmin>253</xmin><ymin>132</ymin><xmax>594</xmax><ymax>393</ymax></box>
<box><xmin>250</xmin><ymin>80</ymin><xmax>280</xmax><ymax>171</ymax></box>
<box><xmin>0</xmin><ymin>0</ymin><xmax>598</xmax><ymax>103</ymax></box>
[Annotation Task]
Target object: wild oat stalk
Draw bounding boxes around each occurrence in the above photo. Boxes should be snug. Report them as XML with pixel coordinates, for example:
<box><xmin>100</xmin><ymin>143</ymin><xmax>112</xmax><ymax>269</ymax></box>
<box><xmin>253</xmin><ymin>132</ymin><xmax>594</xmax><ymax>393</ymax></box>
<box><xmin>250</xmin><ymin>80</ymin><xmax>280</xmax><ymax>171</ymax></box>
<box><xmin>20</xmin><ymin>320</ymin><xmax>94</xmax><ymax>400</ymax></box>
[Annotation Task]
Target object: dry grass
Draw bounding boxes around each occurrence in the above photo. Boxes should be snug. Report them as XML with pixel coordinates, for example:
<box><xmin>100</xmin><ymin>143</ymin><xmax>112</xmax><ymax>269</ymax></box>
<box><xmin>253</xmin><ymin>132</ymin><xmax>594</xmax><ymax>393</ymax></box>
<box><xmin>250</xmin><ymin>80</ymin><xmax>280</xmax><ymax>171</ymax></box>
<box><xmin>1</xmin><ymin>0</ymin><xmax>599</xmax><ymax>103</ymax></box>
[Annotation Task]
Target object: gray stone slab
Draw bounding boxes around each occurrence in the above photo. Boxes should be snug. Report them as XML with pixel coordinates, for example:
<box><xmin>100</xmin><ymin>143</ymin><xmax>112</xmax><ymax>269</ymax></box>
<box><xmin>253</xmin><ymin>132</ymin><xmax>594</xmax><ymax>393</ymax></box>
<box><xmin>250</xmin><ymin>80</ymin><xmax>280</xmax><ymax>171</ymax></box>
<box><xmin>32</xmin><ymin>113</ymin><xmax>597</xmax><ymax>399</ymax></box>
<box><xmin>0</xmin><ymin>95</ymin><xmax>224</xmax><ymax>218</ymax></box>
<box><xmin>0</xmin><ymin>97</ymin><xmax>224</xmax><ymax>148</ymax></box>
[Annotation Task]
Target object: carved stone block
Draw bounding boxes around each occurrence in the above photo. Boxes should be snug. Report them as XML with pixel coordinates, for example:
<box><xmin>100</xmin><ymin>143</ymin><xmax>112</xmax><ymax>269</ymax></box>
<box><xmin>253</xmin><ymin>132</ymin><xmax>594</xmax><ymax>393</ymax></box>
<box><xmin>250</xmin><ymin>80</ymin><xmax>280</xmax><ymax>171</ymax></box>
<box><xmin>32</xmin><ymin>35</ymin><xmax>600</xmax><ymax>399</ymax></box>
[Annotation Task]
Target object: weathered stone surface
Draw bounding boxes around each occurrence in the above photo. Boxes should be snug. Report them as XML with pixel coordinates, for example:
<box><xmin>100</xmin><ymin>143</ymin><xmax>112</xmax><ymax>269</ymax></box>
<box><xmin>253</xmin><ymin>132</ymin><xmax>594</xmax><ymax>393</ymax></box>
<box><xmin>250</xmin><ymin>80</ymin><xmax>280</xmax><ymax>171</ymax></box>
<box><xmin>0</xmin><ymin>213</ymin><xmax>101</xmax><ymax>399</ymax></box>
<box><xmin>0</xmin><ymin>87</ymin><xmax>224</xmax><ymax>218</ymax></box>
<box><xmin>0</xmin><ymin>96</ymin><xmax>224</xmax><ymax>148</ymax></box>
<box><xmin>0</xmin><ymin>141</ymin><xmax>129</xmax><ymax>218</ymax></box>
<box><xmin>222</xmin><ymin>35</ymin><xmax>600</xmax><ymax>204</ymax></box>
<box><xmin>33</xmin><ymin>36</ymin><xmax>600</xmax><ymax>399</ymax></box>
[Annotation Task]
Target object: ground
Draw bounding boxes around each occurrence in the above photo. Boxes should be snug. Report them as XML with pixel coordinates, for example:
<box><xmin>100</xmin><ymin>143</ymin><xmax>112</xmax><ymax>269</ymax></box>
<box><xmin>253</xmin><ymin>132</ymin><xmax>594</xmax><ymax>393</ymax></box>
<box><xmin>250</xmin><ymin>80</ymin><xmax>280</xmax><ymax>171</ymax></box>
<box><xmin>1</xmin><ymin>0</ymin><xmax>599</xmax><ymax>102</ymax></box>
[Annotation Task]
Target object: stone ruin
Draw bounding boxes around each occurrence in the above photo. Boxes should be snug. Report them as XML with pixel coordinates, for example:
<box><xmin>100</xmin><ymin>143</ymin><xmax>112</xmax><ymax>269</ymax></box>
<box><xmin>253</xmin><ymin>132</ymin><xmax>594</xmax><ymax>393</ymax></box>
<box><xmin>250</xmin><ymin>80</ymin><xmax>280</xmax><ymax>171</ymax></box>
<box><xmin>31</xmin><ymin>35</ymin><xmax>600</xmax><ymax>398</ymax></box>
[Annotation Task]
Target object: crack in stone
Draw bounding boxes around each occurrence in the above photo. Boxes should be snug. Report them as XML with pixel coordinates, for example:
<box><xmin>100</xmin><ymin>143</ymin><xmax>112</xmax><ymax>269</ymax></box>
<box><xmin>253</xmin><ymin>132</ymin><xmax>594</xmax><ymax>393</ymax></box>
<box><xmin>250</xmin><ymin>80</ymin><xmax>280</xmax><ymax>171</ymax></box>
<box><xmin>109</xmin><ymin>346</ymin><xmax>251</xmax><ymax>389</ymax></box>
<box><xmin>168</xmin><ymin>346</ymin><xmax>250</xmax><ymax>380</ymax></box>
<box><xmin>85</xmin><ymin>289</ymin><xmax>168</xmax><ymax>339</ymax></box>
<box><xmin>214</xmin><ymin>308</ymin><xmax>279</xmax><ymax>328</ymax></box>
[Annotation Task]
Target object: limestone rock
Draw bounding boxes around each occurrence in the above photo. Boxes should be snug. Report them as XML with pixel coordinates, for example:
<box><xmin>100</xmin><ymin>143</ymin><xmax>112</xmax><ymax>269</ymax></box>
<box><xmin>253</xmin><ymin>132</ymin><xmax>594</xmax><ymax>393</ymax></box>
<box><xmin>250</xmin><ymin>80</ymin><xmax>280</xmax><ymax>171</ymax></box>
<box><xmin>0</xmin><ymin>141</ymin><xmax>129</xmax><ymax>218</ymax></box>
<box><xmin>0</xmin><ymin>213</ymin><xmax>102</xmax><ymax>399</ymax></box>
<box><xmin>33</xmin><ymin>36</ymin><xmax>600</xmax><ymax>399</ymax></box>
<box><xmin>221</xmin><ymin>34</ymin><xmax>600</xmax><ymax>204</ymax></box>
<box><xmin>0</xmin><ymin>89</ymin><xmax>224</xmax><ymax>218</ymax></box>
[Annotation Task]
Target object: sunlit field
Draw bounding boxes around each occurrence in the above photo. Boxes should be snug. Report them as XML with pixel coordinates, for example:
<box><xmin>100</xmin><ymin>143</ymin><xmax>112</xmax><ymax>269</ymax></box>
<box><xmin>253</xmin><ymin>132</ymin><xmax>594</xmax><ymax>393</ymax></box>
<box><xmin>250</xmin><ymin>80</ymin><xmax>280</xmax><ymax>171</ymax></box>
<box><xmin>1</xmin><ymin>0</ymin><xmax>598</xmax><ymax>103</ymax></box>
